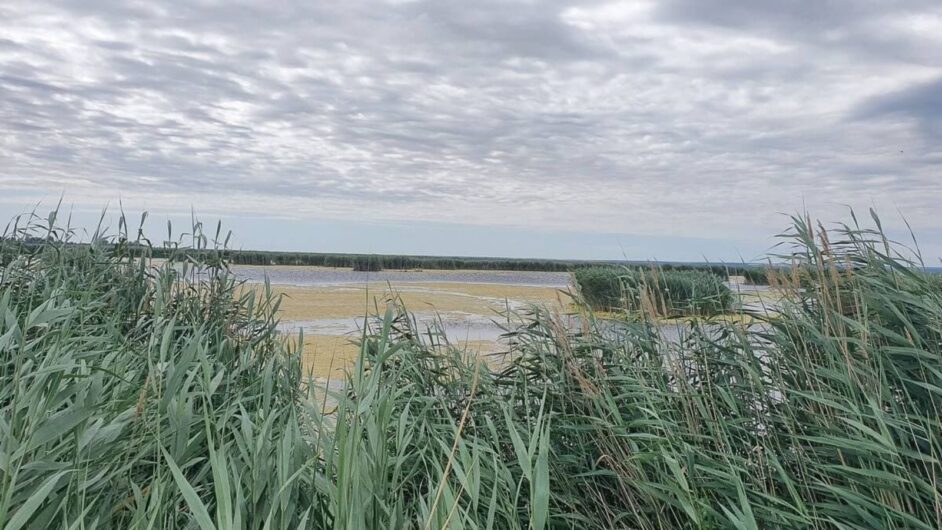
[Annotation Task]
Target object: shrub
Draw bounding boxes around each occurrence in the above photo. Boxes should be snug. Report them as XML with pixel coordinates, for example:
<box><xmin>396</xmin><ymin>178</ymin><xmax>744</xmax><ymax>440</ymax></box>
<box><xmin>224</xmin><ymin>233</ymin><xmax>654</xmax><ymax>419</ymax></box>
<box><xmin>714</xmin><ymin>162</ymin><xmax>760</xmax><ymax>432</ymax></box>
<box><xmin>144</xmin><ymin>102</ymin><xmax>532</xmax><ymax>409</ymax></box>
<box><xmin>574</xmin><ymin>266</ymin><xmax>733</xmax><ymax>315</ymax></box>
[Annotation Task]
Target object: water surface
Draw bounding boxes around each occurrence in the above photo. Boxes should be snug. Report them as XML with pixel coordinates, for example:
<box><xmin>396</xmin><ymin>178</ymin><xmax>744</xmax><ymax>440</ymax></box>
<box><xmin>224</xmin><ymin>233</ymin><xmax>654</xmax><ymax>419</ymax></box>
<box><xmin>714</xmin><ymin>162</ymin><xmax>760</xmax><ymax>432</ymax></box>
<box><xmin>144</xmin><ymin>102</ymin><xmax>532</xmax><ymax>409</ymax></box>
<box><xmin>232</xmin><ymin>265</ymin><xmax>571</xmax><ymax>287</ymax></box>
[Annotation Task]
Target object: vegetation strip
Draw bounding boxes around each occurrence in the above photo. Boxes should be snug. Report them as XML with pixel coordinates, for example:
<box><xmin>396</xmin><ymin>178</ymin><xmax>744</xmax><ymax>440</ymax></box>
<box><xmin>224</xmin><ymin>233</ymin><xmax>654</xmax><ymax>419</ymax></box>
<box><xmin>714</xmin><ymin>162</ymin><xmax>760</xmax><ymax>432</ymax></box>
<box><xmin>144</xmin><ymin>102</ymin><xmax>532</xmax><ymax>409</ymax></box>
<box><xmin>3</xmin><ymin>234</ymin><xmax>770</xmax><ymax>282</ymax></box>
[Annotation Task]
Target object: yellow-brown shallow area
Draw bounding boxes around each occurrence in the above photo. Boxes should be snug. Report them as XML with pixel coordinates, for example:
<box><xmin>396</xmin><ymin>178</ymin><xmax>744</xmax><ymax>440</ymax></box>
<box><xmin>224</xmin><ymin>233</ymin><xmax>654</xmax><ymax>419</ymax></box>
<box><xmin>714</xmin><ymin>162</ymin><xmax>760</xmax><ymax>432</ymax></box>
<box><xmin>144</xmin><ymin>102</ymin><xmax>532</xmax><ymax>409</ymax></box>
<box><xmin>273</xmin><ymin>281</ymin><xmax>570</xmax><ymax>378</ymax></box>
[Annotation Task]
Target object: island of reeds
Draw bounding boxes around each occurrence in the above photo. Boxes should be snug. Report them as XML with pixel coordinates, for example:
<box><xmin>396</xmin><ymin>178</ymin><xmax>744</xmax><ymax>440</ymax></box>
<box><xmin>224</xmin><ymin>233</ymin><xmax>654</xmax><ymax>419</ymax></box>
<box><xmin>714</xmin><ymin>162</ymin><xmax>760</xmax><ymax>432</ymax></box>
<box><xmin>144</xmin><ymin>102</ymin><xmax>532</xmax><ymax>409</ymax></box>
<box><xmin>2</xmin><ymin>209</ymin><xmax>941</xmax><ymax>529</ymax></box>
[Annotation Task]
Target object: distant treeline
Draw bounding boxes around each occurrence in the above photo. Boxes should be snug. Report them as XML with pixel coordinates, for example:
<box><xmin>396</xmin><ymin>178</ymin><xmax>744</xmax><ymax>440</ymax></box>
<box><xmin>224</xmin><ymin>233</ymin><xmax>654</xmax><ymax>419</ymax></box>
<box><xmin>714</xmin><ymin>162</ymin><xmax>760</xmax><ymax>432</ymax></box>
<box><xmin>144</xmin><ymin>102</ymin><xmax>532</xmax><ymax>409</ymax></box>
<box><xmin>2</xmin><ymin>237</ymin><xmax>771</xmax><ymax>284</ymax></box>
<box><xmin>147</xmin><ymin>247</ymin><xmax>772</xmax><ymax>284</ymax></box>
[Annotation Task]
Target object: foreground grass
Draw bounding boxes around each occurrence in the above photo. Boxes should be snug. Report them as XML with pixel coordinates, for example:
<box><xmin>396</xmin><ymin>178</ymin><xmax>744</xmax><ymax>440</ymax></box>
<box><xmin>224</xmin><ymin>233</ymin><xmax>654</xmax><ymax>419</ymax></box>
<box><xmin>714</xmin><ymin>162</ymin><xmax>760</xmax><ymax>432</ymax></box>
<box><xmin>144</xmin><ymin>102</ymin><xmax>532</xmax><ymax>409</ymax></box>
<box><xmin>2</xmin><ymin>210</ymin><xmax>942</xmax><ymax>529</ymax></box>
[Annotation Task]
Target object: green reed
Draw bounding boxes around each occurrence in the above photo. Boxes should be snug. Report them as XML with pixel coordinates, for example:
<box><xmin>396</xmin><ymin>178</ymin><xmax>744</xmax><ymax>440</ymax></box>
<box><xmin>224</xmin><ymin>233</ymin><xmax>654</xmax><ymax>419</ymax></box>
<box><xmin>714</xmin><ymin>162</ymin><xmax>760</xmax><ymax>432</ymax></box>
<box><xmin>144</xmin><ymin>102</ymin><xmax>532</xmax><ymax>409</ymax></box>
<box><xmin>1</xmin><ymin>207</ymin><xmax>940</xmax><ymax>529</ymax></box>
<box><xmin>574</xmin><ymin>266</ymin><xmax>734</xmax><ymax>315</ymax></box>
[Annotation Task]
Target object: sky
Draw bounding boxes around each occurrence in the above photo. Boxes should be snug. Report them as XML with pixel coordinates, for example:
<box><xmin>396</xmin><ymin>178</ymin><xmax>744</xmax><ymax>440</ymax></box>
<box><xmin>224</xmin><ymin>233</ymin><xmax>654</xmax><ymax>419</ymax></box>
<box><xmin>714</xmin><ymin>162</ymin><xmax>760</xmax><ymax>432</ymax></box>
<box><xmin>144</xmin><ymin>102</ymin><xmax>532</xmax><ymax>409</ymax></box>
<box><xmin>1</xmin><ymin>0</ymin><xmax>940</xmax><ymax>262</ymax></box>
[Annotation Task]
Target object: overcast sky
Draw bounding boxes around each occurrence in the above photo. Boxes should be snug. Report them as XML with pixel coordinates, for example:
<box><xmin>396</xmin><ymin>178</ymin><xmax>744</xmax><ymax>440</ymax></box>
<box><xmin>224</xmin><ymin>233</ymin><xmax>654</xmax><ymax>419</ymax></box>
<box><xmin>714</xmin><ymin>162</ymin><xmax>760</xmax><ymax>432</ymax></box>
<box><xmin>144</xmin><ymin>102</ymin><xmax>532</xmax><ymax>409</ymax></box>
<box><xmin>1</xmin><ymin>1</ymin><xmax>940</xmax><ymax>261</ymax></box>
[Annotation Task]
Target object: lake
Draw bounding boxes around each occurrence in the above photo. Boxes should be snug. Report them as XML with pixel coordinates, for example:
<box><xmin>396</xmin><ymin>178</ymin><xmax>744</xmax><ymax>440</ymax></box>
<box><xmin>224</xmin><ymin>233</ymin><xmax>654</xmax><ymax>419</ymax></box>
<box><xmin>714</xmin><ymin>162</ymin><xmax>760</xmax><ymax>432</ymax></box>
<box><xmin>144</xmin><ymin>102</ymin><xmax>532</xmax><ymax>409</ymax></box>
<box><xmin>234</xmin><ymin>265</ymin><xmax>776</xmax><ymax>380</ymax></box>
<box><xmin>231</xmin><ymin>265</ymin><xmax>572</xmax><ymax>287</ymax></box>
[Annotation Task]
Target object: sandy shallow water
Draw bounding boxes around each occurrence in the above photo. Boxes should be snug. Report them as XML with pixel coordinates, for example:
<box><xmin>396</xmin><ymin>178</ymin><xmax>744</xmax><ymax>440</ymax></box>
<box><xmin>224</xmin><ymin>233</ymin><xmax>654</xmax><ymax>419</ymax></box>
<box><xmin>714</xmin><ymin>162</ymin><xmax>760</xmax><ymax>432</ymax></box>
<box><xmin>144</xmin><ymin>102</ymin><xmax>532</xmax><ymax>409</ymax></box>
<box><xmin>255</xmin><ymin>276</ymin><xmax>571</xmax><ymax>379</ymax></box>
<box><xmin>235</xmin><ymin>266</ymin><xmax>777</xmax><ymax>382</ymax></box>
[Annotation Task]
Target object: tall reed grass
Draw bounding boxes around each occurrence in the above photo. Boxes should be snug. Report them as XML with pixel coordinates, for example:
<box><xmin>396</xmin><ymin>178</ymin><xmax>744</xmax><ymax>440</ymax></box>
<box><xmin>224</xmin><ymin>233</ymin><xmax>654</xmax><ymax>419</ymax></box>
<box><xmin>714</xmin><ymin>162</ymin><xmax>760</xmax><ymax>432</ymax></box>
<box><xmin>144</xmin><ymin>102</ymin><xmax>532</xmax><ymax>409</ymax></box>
<box><xmin>573</xmin><ymin>266</ymin><xmax>734</xmax><ymax>315</ymax></box>
<box><xmin>1</xmin><ymin>208</ymin><xmax>940</xmax><ymax>529</ymax></box>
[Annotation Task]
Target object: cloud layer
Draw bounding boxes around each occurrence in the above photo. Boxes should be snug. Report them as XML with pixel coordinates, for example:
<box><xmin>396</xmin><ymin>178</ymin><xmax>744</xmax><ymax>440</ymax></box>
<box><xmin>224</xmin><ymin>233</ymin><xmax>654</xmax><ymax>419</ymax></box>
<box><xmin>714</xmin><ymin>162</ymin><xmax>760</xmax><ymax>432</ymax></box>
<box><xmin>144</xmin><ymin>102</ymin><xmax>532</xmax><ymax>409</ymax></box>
<box><xmin>1</xmin><ymin>0</ymin><xmax>940</xmax><ymax>255</ymax></box>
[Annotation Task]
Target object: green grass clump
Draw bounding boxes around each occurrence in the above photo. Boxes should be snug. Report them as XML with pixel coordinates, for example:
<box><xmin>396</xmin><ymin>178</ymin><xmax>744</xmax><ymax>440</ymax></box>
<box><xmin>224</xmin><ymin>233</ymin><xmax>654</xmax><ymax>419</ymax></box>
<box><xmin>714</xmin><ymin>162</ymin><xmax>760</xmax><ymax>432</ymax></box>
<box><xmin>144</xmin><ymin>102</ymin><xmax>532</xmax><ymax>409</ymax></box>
<box><xmin>3</xmin><ymin>208</ymin><xmax>942</xmax><ymax>529</ymax></box>
<box><xmin>574</xmin><ymin>266</ymin><xmax>733</xmax><ymax>315</ymax></box>
<box><xmin>0</xmin><ymin>211</ymin><xmax>323</xmax><ymax>528</ymax></box>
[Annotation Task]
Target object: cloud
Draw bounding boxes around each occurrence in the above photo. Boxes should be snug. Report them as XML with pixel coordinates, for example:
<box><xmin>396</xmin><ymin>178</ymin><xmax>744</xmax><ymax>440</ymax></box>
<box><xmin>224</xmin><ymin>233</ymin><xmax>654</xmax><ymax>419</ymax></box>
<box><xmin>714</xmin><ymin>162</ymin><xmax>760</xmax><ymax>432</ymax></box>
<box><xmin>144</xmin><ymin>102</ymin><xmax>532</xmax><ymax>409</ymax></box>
<box><xmin>0</xmin><ymin>0</ymin><xmax>940</xmax><ymax>257</ymax></box>
<box><xmin>653</xmin><ymin>0</ymin><xmax>942</xmax><ymax>65</ymax></box>
<box><xmin>854</xmin><ymin>75</ymin><xmax>942</xmax><ymax>140</ymax></box>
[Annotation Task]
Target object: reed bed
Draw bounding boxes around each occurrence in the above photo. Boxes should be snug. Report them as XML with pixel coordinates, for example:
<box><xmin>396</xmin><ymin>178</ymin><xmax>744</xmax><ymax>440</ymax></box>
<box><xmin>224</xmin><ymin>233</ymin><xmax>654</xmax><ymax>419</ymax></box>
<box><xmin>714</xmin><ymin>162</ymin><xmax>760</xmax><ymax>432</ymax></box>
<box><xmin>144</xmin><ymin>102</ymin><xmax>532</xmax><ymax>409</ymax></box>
<box><xmin>1</xmin><ymin>209</ymin><xmax>940</xmax><ymax>529</ymax></box>
<box><xmin>573</xmin><ymin>266</ymin><xmax>734</xmax><ymax>315</ymax></box>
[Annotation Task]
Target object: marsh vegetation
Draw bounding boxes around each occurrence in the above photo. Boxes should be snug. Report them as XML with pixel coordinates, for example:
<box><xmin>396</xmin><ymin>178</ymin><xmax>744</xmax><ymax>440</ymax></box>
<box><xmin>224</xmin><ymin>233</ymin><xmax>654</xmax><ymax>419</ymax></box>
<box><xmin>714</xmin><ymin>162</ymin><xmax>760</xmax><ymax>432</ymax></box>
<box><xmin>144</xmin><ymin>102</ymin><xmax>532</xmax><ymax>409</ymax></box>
<box><xmin>573</xmin><ymin>266</ymin><xmax>734</xmax><ymax>316</ymax></box>
<box><xmin>1</xmin><ymin>209</ymin><xmax>941</xmax><ymax>529</ymax></box>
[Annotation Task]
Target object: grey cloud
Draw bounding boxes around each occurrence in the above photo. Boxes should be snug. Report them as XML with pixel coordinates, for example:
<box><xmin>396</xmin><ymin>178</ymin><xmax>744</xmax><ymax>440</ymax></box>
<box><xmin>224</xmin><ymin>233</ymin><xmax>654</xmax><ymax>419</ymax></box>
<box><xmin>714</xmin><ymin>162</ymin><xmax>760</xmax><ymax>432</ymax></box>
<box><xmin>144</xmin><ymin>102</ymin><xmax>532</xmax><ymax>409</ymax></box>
<box><xmin>657</xmin><ymin>1</ymin><xmax>904</xmax><ymax>31</ymax></box>
<box><xmin>655</xmin><ymin>0</ymin><xmax>942</xmax><ymax>65</ymax></box>
<box><xmin>854</xmin><ymin>76</ymin><xmax>942</xmax><ymax>139</ymax></box>
<box><xmin>654</xmin><ymin>0</ymin><xmax>936</xmax><ymax>37</ymax></box>
<box><xmin>394</xmin><ymin>0</ymin><xmax>607</xmax><ymax>61</ymax></box>
<box><xmin>0</xmin><ymin>39</ymin><xmax>24</xmax><ymax>51</ymax></box>
<box><xmin>0</xmin><ymin>0</ymin><xmax>940</xmax><ymax>246</ymax></box>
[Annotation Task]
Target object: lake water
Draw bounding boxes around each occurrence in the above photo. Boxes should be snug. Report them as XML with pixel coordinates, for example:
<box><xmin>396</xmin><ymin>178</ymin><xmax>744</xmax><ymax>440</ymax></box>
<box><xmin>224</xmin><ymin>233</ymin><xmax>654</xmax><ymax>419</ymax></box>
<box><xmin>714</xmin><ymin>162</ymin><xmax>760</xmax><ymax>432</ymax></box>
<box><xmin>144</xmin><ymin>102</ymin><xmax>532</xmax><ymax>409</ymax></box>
<box><xmin>242</xmin><ymin>265</ymin><xmax>775</xmax><ymax>359</ymax></box>
<box><xmin>232</xmin><ymin>265</ymin><xmax>572</xmax><ymax>287</ymax></box>
<box><xmin>278</xmin><ymin>311</ymin><xmax>517</xmax><ymax>344</ymax></box>
<box><xmin>235</xmin><ymin>265</ymin><xmax>570</xmax><ymax>349</ymax></box>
